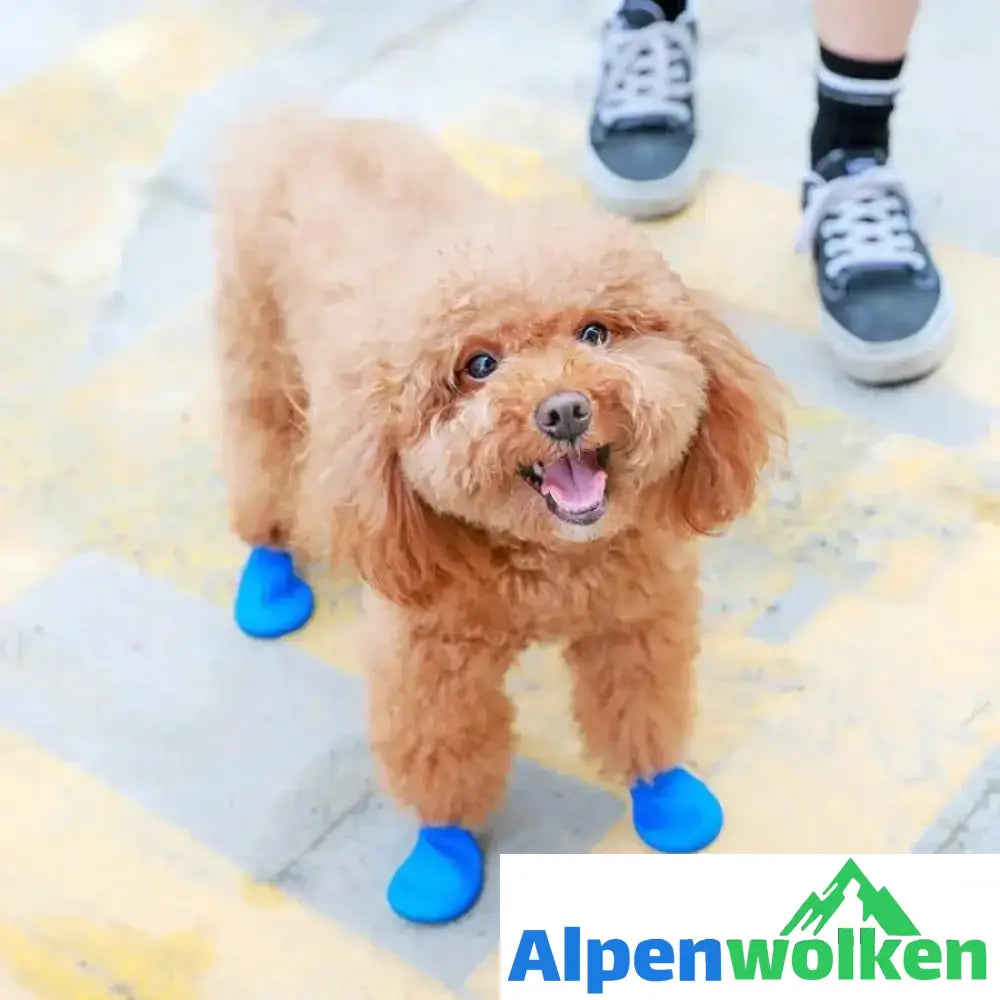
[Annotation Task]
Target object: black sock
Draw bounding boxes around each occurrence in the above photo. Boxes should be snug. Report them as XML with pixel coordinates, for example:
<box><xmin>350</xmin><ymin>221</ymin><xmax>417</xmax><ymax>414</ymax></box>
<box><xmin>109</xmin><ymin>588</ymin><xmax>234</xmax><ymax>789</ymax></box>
<box><xmin>653</xmin><ymin>0</ymin><xmax>687</xmax><ymax>18</ymax></box>
<box><xmin>810</xmin><ymin>44</ymin><xmax>904</xmax><ymax>167</ymax></box>
<box><xmin>621</xmin><ymin>0</ymin><xmax>688</xmax><ymax>23</ymax></box>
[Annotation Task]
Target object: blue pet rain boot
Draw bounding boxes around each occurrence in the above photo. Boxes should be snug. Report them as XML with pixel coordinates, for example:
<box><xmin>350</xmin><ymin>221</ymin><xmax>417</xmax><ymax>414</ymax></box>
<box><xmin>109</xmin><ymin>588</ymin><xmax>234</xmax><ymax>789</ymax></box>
<box><xmin>631</xmin><ymin>767</ymin><xmax>724</xmax><ymax>853</ymax></box>
<box><xmin>387</xmin><ymin>826</ymin><xmax>485</xmax><ymax>924</ymax></box>
<box><xmin>234</xmin><ymin>547</ymin><xmax>315</xmax><ymax>639</ymax></box>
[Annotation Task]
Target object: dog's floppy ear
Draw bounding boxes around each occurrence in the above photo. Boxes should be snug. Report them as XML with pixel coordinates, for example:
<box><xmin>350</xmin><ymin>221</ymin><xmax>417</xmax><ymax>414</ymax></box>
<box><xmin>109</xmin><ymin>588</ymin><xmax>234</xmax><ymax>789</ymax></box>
<box><xmin>294</xmin><ymin>358</ymin><xmax>461</xmax><ymax>607</ymax></box>
<box><xmin>672</xmin><ymin>301</ymin><xmax>786</xmax><ymax>535</ymax></box>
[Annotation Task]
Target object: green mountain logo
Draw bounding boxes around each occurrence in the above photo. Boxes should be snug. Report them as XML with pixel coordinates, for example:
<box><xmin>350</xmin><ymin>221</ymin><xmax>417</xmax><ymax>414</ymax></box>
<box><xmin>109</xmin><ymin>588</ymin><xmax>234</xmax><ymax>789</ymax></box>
<box><xmin>781</xmin><ymin>858</ymin><xmax>921</xmax><ymax>937</ymax></box>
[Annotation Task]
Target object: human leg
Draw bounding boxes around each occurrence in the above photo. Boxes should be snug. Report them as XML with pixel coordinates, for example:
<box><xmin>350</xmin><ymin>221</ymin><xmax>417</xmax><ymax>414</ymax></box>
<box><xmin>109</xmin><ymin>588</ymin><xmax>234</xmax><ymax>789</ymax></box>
<box><xmin>584</xmin><ymin>1</ymin><xmax>702</xmax><ymax>218</ymax></box>
<box><xmin>798</xmin><ymin>0</ymin><xmax>953</xmax><ymax>385</ymax></box>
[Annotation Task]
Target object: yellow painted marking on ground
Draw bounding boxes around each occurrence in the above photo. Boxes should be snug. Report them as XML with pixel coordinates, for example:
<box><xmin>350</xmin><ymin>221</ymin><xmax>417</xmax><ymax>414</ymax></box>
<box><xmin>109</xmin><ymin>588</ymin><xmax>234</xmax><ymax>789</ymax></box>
<box><xmin>707</xmin><ymin>524</ymin><xmax>1000</xmax><ymax>852</ymax></box>
<box><xmin>465</xmin><ymin>950</ymin><xmax>500</xmax><ymax>1000</ymax></box>
<box><xmin>0</xmin><ymin>411</ymin><xmax>75</xmax><ymax>505</ymax></box>
<box><xmin>67</xmin><ymin>299</ymin><xmax>219</xmax><ymax>460</ymax></box>
<box><xmin>866</xmin><ymin>536</ymin><xmax>948</xmax><ymax>601</ymax></box>
<box><xmin>971</xmin><ymin>492</ymin><xmax>1000</xmax><ymax>525</ymax></box>
<box><xmin>592</xmin><ymin>816</ymin><xmax>659</xmax><ymax>856</ymax></box>
<box><xmin>507</xmin><ymin>643</ymin><xmax>597</xmax><ymax>784</ymax></box>
<box><xmin>0</xmin><ymin>727</ymin><xmax>454</xmax><ymax>1000</ymax></box>
<box><xmin>0</xmin><ymin>301</ymin><xmax>243</xmax><ymax>605</ymax></box>
<box><xmin>586</xmin><ymin>426</ymin><xmax>997</xmax><ymax>854</ymax></box>
<box><xmin>289</xmin><ymin>577</ymin><xmax>367</xmax><ymax>672</ymax></box>
<box><xmin>933</xmin><ymin>242</ymin><xmax>1000</xmax><ymax>409</ymax></box>
<box><xmin>656</xmin><ymin>173</ymin><xmax>816</xmax><ymax>326</ymax></box>
<box><xmin>438</xmin><ymin>128</ymin><xmax>586</xmax><ymax>201</ymax></box>
<box><xmin>0</xmin><ymin>3</ymin><xmax>313</xmax><ymax>284</ymax></box>
<box><xmin>0</xmin><ymin>502</ymin><xmax>75</xmax><ymax>604</ymax></box>
<box><xmin>591</xmin><ymin>632</ymin><xmax>814</xmax><ymax>855</ymax></box>
<box><xmin>0</xmin><ymin>255</ymin><xmax>94</xmax><ymax>437</ymax></box>
<box><xmin>981</xmin><ymin>426</ymin><xmax>1000</xmax><ymax>460</ymax></box>
<box><xmin>0</xmin><ymin>0</ymin><xmax>319</xmax><ymax>528</ymax></box>
<box><xmin>506</xmin><ymin>632</ymin><xmax>806</xmax><ymax>791</ymax></box>
<box><xmin>76</xmin><ymin>3</ymin><xmax>313</xmax><ymax>115</ymax></box>
<box><xmin>0</xmin><ymin>920</ymin><xmax>211</xmax><ymax>1000</ymax></box>
<box><xmin>0</xmin><ymin>966</ymin><xmax>33</xmax><ymax>1000</ymax></box>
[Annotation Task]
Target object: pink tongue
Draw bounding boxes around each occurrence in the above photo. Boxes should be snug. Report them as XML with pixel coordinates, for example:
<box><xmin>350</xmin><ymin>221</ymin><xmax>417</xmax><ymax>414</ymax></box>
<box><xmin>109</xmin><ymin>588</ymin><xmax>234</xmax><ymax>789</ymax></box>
<box><xmin>540</xmin><ymin>454</ymin><xmax>607</xmax><ymax>512</ymax></box>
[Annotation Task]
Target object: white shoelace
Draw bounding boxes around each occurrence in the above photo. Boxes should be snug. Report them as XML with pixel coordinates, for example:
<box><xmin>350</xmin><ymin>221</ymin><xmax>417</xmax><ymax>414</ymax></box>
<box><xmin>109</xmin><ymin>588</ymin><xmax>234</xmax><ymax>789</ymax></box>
<box><xmin>595</xmin><ymin>13</ymin><xmax>695</xmax><ymax>128</ymax></box>
<box><xmin>795</xmin><ymin>166</ymin><xmax>927</xmax><ymax>281</ymax></box>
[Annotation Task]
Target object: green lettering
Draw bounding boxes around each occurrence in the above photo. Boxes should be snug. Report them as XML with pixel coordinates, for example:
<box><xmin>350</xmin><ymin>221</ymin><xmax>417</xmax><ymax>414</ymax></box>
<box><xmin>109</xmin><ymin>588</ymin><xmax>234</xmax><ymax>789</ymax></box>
<box><xmin>946</xmin><ymin>939</ymin><xmax>987</xmax><ymax>980</ymax></box>
<box><xmin>859</xmin><ymin>928</ymin><xmax>900</xmax><ymax>980</ymax></box>
<box><xmin>726</xmin><ymin>939</ymin><xmax>788</xmax><ymax>980</ymax></box>
<box><xmin>791</xmin><ymin>940</ymin><xmax>833</xmax><ymax>980</ymax></box>
<box><xmin>837</xmin><ymin>928</ymin><xmax>854</xmax><ymax>979</ymax></box>
<box><xmin>903</xmin><ymin>940</ymin><xmax>941</xmax><ymax>980</ymax></box>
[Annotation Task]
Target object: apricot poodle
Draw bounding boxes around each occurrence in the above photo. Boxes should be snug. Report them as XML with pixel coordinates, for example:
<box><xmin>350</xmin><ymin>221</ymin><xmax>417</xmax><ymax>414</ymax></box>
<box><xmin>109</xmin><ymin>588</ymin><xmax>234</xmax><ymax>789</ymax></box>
<box><xmin>214</xmin><ymin>110</ymin><xmax>784</xmax><ymax>924</ymax></box>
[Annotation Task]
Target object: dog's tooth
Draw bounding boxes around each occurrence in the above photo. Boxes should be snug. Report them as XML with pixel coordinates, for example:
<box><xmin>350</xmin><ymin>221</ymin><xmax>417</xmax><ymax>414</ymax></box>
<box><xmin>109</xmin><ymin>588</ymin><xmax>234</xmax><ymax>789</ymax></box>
<box><xmin>533</xmin><ymin>462</ymin><xmax>544</xmax><ymax>478</ymax></box>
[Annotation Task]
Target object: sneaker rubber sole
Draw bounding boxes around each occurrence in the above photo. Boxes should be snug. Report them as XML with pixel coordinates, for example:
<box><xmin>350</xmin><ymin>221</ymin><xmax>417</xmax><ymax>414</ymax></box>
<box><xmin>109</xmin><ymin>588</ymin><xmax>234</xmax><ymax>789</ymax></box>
<box><xmin>582</xmin><ymin>136</ymin><xmax>704</xmax><ymax>220</ymax></box>
<box><xmin>819</xmin><ymin>283</ymin><xmax>955</xmax><ymax>386</ymax></box>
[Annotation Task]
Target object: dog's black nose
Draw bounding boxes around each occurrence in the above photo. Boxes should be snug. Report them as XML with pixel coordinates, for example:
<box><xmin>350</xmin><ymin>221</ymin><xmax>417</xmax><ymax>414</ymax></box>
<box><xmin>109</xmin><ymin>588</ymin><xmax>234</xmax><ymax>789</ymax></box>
<box><xmin>534</xmin><ymin>391</ymin><xmax>592</xmax><ymax>441</ymax></box>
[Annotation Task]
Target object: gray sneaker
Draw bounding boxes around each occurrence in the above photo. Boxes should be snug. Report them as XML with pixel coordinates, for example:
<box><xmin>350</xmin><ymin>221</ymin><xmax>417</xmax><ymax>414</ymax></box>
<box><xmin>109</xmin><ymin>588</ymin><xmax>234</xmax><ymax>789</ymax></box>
<box><xmin>796</xmin><ymin>149</ymin><xmax>954</xmax><ymax>385</ymax></box>
<box><xmin>584</xmin><ymin>0</ymin><xmax>702</xmax><ymax>219</ymax></box>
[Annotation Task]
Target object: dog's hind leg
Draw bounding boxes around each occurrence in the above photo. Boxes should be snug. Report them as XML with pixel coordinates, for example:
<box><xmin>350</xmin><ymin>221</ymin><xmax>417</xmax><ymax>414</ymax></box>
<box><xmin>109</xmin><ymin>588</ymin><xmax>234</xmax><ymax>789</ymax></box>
<box><xmin>565</xmin><ymin>613</ymin><xmax>723</xmax><ymax>855</ymax></box>
<box><xmin>215</xmin><ymin>235</ymin><xmax>314</xmax><ymax>639</ymax></box>
<box><xmin>368</xmin><ymin>606</ymin><xmax>519</xmax><ymax>924</ymax></box>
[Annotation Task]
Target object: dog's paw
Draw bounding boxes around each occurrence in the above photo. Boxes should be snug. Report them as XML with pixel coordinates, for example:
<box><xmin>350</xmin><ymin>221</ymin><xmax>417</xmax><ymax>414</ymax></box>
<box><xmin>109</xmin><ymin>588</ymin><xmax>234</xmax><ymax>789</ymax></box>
<box><xmin>234</xmin><ymin>547</ymin><xmax>315</xmax><ymax>639</ymax></box>
<box><xmin>630</xmin><ymin>767</ymin><xmax>724</xmax><ymax>853</ymax></box>
<box><xmin>387</xmin><ymin>826</ymin><xmax>484</xmax><ymax>924</ymax></box>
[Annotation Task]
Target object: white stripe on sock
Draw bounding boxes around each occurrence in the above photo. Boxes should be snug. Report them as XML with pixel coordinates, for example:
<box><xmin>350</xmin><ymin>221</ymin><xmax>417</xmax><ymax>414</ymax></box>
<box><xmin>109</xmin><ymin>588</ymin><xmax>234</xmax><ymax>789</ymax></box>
<box><xmin>817</xmin><ymin>63</ymin><xmax>902</xmax><ymax>99</ymax></box>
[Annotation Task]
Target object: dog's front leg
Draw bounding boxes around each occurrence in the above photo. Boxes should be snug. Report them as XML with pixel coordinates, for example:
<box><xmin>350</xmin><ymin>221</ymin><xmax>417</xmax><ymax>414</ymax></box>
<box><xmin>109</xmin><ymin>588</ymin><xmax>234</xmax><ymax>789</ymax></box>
<box><xmin>565</xmin><ymin>614</ymin><xmax>724</xmax><ymax>855</ymax></box>
<box><xmin>367</xmin><ymin>603</ymin><xmax>519</xmax><ymax>924</ymax></box>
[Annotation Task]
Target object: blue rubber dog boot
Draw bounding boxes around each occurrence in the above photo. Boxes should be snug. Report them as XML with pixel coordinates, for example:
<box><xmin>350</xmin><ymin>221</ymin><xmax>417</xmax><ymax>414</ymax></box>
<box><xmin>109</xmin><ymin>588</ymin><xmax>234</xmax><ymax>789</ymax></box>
<box><xmin>631</xmin><ymin>767</ymin><xmax>724</xmax><ymax>853</ymax></box>
<box><xmin>387</xmin><ymin>826</ymin><xmax>484</xmax><ymax>925</ymax></box>
<box><xmin>234</xmin><ymin>547</ymin><xmax>315</xmax><ymax>639</ymax></box>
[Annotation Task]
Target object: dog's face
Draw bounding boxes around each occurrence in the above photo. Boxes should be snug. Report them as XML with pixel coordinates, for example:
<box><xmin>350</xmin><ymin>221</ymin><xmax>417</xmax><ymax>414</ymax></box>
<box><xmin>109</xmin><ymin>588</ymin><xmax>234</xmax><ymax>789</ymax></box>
<box><xmin>303</xmin><ymin>202</ymin><xmax>783</xmax><ymax>603</ymax></box>
<box><xmin>396</xmin><ymin>289</ymin><xmax>708</xmax><ymax>546</ymax></box>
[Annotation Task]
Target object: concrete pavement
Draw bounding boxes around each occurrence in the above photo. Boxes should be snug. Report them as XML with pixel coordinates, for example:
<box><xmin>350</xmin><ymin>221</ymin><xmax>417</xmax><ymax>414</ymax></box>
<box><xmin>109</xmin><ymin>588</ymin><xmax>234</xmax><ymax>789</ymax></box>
<box><xmin>0</xmin><ymin>1</ymin><xmax>998</xmax><ymax>997</ymax></box>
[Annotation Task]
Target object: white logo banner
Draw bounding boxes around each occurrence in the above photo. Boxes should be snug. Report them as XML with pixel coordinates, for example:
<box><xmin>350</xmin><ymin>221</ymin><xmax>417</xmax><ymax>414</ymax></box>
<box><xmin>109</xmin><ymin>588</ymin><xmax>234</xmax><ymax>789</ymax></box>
<box><xmin>500</xmin><ymin>854</ymin><xmax>1000</xmax><ymax>997</ymax></box>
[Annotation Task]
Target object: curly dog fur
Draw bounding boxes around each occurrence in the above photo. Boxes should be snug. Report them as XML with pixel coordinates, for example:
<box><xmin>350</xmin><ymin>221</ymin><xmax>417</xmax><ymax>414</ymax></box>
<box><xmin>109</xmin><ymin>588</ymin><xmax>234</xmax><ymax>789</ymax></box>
<box><xmin>215</xmin><ymin>110</ymin><xmax>785</xmax><ymax>828</ymax></box>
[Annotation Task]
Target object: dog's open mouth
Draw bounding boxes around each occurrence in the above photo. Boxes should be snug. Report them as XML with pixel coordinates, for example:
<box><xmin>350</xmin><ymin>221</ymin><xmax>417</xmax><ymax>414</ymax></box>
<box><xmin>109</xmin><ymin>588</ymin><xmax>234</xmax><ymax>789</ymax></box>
<box><xmin>518</xmin><ymin>444</ymin><xmax>610</xmax><ymax>525</ymax></box>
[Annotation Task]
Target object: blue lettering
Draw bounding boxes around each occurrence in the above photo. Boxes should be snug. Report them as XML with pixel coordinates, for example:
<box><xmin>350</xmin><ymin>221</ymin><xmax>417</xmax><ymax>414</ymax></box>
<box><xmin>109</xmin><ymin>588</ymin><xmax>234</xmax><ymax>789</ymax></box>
<box><xmin>587</xmin><ymin>938</ymin><xmax>630</xmax><ymax>994</ymax></box>
<box><xmin>564</xmin><ymin>927</ymin><xmax>581</xmax><ymax>981</ymax></box>
<box><xmin>507</xmin><ymin>930</ymin><xmax>560</xmax><ymax>982</ymax></box>
<box><xmin>635</xmin><ymin>939</ymin><xmax>674</xmax><ymax>981</ymax></box>
<box><xmin>679</xmin><ymin>938</ymin><xmax>723</xmax><ymax>981</ymax></box>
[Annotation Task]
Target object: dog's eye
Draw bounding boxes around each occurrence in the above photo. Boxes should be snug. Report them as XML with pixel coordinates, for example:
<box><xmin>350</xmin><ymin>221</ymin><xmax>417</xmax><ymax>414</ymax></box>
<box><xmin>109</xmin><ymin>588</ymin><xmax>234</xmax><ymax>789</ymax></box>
<box><xmin>578</xmin><ymin>322</ymin><xmax>610</xmax><ymax>347</ymax></box>
<box><xmin>464</xmin><ymin>351</ymin><xmax>499</xmax><ymax>380</ymax></box>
